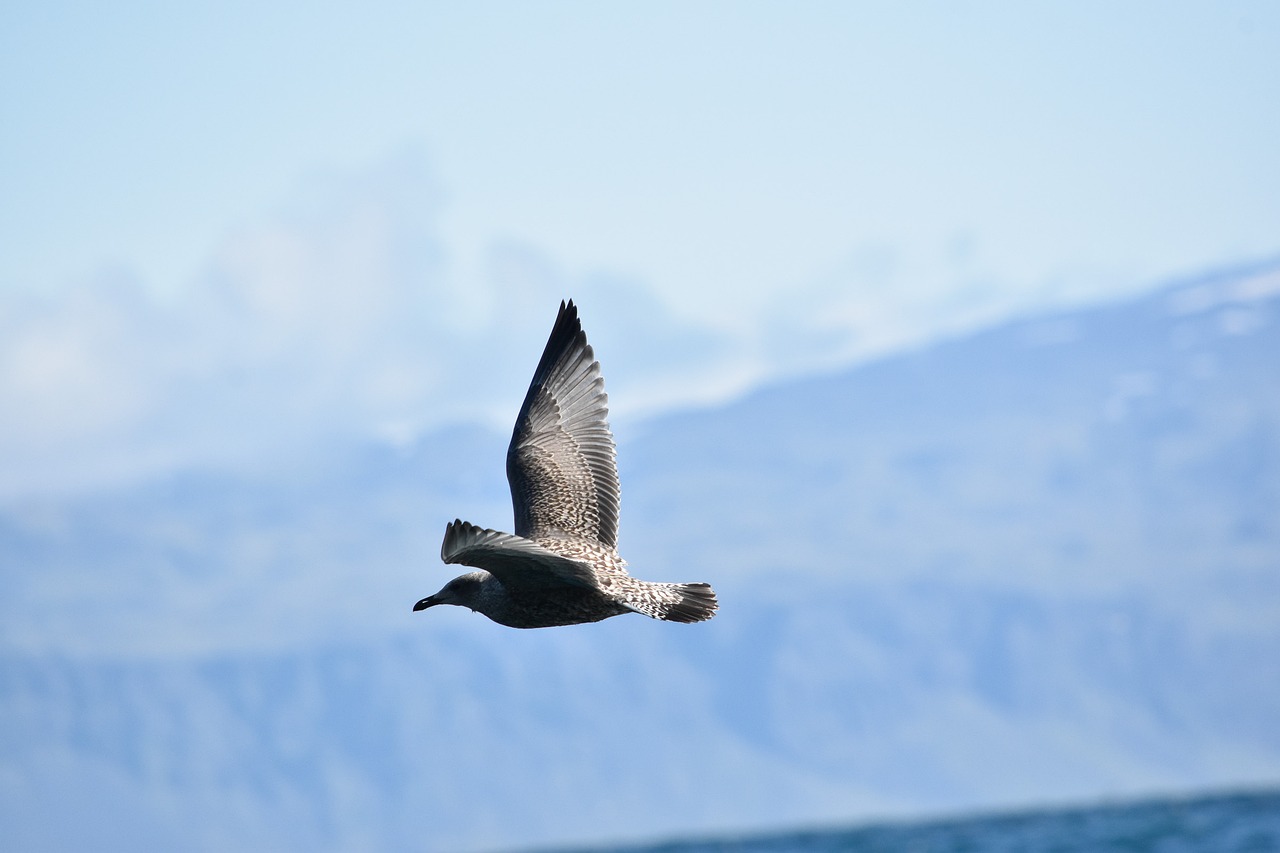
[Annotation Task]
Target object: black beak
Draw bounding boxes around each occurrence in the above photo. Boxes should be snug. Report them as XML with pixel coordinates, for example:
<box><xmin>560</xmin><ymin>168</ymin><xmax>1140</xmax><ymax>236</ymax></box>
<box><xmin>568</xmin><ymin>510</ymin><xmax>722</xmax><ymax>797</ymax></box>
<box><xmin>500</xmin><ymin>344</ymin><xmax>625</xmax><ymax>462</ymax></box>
<box><xmin>413</xmin><ymin>595</ymin><xmax>440</xmax><ymax>612</ymax></box>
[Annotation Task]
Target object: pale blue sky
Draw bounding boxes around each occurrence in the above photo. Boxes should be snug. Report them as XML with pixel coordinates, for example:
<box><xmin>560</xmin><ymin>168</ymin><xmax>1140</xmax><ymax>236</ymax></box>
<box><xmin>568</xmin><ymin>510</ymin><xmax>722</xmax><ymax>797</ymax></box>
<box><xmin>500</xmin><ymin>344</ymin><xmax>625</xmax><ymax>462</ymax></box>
<box><xmin>1</xmin><ymin>1</ymin><xmax>1278</xmax><ymax>495</ymax></box>
<box><xmin>4</xmin><ymin>2</ymin><xmax>1277</xmax><ymax>305</ymax></box>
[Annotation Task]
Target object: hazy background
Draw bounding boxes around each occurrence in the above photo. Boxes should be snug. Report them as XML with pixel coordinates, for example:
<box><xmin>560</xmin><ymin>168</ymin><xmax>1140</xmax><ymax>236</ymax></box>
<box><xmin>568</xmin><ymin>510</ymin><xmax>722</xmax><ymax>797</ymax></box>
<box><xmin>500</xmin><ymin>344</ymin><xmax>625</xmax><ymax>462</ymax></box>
<box><xmin>2</xmin><ymin>2</ymin><xmax>1279</xmax><ymax>851</ymax></box>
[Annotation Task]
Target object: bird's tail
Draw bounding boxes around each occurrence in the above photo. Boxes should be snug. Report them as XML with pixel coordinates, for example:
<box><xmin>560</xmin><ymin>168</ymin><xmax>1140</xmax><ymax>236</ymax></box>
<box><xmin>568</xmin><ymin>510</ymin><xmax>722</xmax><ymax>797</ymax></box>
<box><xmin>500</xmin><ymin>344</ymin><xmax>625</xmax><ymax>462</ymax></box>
<box><xmin>634</xmin><ymin>582</ymin><xmax>718</xmax><ymax>623</ymax></box>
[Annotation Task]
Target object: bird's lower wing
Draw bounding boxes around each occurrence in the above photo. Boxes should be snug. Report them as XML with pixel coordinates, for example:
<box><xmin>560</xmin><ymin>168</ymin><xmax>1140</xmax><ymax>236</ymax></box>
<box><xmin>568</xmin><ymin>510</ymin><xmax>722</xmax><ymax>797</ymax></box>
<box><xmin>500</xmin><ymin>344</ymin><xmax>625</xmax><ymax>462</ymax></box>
<box><xmin>441</xmin><ymin>519</ymin><xmax>599</xmax><ymax>592</ymax></box>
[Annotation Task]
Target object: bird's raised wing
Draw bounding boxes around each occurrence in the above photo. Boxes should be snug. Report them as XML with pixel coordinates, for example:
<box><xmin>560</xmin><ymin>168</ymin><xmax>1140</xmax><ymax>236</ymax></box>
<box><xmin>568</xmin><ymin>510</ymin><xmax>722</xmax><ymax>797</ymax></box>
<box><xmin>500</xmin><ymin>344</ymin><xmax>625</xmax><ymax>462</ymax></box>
<box><xmin>441</xmin><ymin>520</ymin><xmax>599</xmax><ymax>591</ymax></box>
<box><xmin>506</xmin><ymin>300</ymin><xmax>620</xmax><ymax>546</ymax></box>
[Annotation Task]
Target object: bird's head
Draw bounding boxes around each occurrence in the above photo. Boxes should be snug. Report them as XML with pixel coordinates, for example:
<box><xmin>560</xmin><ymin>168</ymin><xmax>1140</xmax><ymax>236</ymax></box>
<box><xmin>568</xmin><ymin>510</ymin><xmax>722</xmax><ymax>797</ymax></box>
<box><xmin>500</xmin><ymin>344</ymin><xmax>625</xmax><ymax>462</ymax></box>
<box><xmin>413</xmin><ymin>571</ymin><xmax>489</xmax><ymax>613</ymax></box>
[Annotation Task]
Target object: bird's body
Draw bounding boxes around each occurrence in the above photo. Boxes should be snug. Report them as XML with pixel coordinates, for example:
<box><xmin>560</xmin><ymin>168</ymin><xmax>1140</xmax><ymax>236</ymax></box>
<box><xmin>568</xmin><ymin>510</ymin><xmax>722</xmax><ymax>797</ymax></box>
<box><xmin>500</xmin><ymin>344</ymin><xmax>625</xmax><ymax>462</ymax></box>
<box><xmin>414</xmin><ymin>300</ymin><xmax>718</xmax><ymax>628</ymax></box>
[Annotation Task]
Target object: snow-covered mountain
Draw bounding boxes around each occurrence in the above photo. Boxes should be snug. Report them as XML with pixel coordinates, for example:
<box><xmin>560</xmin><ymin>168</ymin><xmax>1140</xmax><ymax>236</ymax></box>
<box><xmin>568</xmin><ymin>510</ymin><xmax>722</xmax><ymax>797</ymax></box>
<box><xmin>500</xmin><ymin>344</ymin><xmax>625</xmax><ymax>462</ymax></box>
<box><xmin>2</xmin><ymin>263</ymin><xmax>1278</xmax><ymax>851</ymax></box>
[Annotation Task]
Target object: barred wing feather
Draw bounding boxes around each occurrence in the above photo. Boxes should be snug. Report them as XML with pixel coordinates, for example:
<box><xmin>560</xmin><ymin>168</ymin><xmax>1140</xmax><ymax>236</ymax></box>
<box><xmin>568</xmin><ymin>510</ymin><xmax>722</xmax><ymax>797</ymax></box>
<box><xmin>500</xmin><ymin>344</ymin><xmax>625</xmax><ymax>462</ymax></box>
<box><xmin>506</xmin><ymin>300</ymin><xmax>621</xmax><ymax>546</ymax></box>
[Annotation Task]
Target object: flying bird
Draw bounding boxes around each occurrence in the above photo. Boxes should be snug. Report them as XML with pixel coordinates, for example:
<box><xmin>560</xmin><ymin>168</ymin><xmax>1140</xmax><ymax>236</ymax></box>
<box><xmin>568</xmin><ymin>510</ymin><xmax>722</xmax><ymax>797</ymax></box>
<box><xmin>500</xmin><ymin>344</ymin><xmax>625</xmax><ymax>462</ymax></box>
<box><xmin>414</xmin><ymin>300</ymin><xmax>718</xmax><ymax>628</ymax></box>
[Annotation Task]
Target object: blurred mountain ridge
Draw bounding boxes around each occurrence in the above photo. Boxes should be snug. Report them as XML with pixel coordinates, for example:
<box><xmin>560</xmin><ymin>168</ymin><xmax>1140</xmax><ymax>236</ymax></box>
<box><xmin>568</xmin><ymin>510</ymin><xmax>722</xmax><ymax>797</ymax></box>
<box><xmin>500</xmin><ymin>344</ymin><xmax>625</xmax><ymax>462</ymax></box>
<box><xmin>1</xmin><ymin>261</ymin><xmax>1278</xmax><ymax>851</ymax></box>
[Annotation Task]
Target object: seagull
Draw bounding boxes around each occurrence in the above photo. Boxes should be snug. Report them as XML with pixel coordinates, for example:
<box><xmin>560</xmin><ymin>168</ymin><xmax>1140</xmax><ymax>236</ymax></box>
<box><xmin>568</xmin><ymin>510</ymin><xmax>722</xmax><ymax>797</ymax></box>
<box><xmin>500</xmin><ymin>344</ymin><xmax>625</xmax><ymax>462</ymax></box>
<box><xmin>413</xmin><ymin>300</ymin><xmax>718</xmax><ymax>628</ymax></box>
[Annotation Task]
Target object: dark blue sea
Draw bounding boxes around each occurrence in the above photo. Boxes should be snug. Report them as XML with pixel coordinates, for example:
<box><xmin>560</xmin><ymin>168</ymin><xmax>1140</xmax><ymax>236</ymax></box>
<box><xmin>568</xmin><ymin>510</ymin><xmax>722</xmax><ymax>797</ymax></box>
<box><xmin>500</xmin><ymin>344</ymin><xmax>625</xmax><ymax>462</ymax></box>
<box><xmin>548</xmin><ymin>790</ymin><xmax>1280</xmax><ymax>853</ymax></box>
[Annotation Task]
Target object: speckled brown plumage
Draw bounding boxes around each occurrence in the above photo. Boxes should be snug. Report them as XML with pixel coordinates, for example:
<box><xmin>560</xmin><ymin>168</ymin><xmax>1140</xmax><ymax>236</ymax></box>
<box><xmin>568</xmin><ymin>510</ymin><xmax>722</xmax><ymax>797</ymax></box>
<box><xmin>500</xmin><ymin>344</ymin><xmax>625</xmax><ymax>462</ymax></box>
<box><xmin>413</xmin><ymin>300</ymin><xmax>718</xmax><ymax>629</ymax></box>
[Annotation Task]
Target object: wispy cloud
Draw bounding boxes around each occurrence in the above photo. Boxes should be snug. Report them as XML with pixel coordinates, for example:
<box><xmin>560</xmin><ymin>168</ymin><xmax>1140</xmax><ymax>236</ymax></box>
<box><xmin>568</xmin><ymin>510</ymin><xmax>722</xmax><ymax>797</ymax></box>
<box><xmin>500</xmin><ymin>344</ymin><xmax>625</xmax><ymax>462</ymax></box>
<box><xmin>0</xmin><ymin>154</ymin><xmax>741</xmax><ymax>498</ymax></box>
<box><xmin>5</xmin><ymin>144</ymin><xmax>1274</xmax><ymax>500</ymax></box>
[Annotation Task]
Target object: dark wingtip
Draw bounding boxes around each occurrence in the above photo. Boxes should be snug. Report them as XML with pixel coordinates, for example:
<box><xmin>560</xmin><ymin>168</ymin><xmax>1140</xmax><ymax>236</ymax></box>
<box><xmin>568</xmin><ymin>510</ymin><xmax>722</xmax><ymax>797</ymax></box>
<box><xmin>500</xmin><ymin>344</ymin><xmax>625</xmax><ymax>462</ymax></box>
<box><xmin>556</xmin><ymin>298</ymin><xmax>579</xmax><ymax>334</ymax></box>
<box><xmin>555</xmin><ymin>298</ymin><xmax>577</xmax><ymax>328</ymax></box>
<box><xmin>523</xmin><ymin>299</ymin><xmax>585</xmax><ymax>397</ymax></box>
